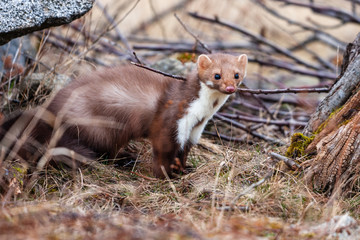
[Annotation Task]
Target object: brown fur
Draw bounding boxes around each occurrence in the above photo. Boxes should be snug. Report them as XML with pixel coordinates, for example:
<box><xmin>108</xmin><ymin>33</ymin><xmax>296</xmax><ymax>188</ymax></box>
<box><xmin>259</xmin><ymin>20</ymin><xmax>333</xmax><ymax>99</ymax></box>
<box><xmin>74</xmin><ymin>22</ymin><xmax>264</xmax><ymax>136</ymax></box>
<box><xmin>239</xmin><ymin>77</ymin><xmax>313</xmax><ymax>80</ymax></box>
<box><xmin>0</xmin><ymin>53</ymin><xmax>247</xmax><ymax>178</ymax></box>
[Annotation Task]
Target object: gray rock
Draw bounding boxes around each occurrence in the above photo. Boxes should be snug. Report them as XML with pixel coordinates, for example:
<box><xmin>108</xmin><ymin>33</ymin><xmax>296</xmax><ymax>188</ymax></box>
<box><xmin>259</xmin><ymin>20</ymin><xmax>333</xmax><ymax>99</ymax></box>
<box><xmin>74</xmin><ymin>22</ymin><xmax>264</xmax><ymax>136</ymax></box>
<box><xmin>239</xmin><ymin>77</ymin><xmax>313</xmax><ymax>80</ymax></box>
<box><xmin>22</xmin><ymin>72</ymin><xmax>72</xmax><ymax>93</ymax></box>
<box><xmin>151</xmin><ymin>58</ymin><xmax>196</xmax><ymax>76</ymax></box>
<box><xmin>0</xmin><ymin>0</ymin><xmax>94</xmax><ymax>45</ymax></box>
<box><xmin>299</xmin><ymin>214</ymin><xmax>360</xmax><ymax>240</ymax></box>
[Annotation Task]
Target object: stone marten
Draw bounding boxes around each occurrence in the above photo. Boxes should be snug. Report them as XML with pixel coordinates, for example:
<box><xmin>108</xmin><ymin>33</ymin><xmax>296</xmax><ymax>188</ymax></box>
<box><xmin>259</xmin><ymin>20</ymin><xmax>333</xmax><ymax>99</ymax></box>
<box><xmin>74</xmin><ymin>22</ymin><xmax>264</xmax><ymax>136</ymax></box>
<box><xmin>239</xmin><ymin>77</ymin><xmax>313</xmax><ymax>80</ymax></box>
<box><xmin>0</xmin><ymin>53</ymin><xmax>248</xmax><ymax>178</ymax></box>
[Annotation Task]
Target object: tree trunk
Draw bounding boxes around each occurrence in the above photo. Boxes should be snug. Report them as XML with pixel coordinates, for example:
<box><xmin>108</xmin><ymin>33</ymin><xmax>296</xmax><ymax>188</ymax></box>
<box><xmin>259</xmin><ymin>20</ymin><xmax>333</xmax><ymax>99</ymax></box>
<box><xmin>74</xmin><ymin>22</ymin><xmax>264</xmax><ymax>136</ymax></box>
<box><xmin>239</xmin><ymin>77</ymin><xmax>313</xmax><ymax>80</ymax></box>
<box><xmin>303</xmin><ymin>33</ymin><xmax>360</xmax><ymax>197</ymax></box>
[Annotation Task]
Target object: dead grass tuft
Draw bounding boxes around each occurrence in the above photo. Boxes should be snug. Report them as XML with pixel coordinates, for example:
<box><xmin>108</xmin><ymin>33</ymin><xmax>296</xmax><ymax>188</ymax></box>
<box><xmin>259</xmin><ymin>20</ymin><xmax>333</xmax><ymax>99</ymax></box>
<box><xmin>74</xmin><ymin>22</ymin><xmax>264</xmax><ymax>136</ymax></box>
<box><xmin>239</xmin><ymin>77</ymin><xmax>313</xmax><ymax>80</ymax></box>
<box><xmin>1</xmin><ymin>1</ymin><xmax>359</xmax><ymax>238</ymax></box>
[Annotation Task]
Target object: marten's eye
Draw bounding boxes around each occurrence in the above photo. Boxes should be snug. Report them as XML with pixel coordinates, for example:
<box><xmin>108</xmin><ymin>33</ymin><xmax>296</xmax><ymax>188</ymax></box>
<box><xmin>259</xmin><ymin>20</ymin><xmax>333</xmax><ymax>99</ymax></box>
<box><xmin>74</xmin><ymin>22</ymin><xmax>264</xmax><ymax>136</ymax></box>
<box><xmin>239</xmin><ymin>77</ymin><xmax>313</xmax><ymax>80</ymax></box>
<box><xmin>234</xmin><ymin>73</ymin><xmax>239</xmax><ymax>79</ymax></box>
<box><xmin>214</xmin><ymin>74</ymin><xmax>221</xmax><ymax>80</ymax></box>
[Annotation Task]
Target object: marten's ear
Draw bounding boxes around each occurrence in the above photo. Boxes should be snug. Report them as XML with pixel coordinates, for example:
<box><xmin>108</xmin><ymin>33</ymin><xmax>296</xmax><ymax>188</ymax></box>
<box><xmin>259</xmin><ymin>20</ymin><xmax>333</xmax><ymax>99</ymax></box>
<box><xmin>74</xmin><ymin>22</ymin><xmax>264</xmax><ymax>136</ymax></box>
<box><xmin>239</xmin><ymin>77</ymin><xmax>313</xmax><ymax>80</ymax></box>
<box><xmin>237</xmin><ymin>54</ymin><xmax>248</xmax><ymax>78</ymax></box>
<box><xmin>197</xmin><ymin>54</ymin><xmax>212</xmax><ymax>70</ymax></box>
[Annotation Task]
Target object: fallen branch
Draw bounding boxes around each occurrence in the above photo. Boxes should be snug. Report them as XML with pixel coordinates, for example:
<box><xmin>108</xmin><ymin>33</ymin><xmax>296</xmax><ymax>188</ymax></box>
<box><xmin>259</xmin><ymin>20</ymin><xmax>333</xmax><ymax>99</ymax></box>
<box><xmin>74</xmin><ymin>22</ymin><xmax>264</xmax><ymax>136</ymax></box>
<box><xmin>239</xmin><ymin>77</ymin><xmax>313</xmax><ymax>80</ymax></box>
<box><xmin>269</xmin><ymin>152</ymin><xmax>300</xmax><ymax>170</ymax></box>
<box><xmin>130</xmin><ymin>171</ymin><xmax>157</xmax><ymax>181</ymax></box>
<box><xmin>229</xmin><ymin>169</ymin><xmax>274</xmax><ymax>207</ymax></box>
<box><xmin>226</xmin><ymin>151</ymin><xmax>299</xmax><ymax>209</ymax></box>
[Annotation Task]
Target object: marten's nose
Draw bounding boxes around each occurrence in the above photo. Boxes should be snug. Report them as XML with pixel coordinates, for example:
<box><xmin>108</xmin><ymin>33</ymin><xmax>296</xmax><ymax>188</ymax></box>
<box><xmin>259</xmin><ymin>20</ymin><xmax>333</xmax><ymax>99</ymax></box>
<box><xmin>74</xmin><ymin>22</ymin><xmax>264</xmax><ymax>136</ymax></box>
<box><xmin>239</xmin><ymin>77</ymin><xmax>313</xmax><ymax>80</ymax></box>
<box><xmin>226</xmin><ymin>86</ymin><xmax>236</xmax><ymax>93</ymax></box>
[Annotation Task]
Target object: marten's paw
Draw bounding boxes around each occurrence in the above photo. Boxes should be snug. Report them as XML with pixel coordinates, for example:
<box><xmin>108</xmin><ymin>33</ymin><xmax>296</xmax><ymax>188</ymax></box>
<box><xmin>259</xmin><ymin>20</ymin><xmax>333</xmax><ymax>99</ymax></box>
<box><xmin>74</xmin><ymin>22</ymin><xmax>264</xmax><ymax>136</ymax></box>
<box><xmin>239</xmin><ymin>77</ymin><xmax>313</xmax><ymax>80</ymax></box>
<box><xmin>170</xmin><ymin>157</ymin><xmax>184</xmax><ymax>172</ymax></box>
<box><xmin>171</xmin><ymin>158</ymin><xmax>194</xmax><ymax>176</ymax></box>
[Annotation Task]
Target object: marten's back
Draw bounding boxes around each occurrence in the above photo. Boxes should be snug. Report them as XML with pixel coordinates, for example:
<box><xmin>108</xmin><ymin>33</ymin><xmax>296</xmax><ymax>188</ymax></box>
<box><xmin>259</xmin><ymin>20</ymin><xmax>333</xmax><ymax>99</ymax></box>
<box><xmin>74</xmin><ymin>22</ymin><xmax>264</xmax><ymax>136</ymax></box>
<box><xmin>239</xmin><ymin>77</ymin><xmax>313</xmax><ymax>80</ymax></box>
<box><xmin>0</xmin><ymin>65</ymin><xmax>176</xmax><ymax>163</ymax></box>
<box><xmin>47</xmin><ymin>65</ymin><xmax>175</xmax><ymax>153</ymax></box>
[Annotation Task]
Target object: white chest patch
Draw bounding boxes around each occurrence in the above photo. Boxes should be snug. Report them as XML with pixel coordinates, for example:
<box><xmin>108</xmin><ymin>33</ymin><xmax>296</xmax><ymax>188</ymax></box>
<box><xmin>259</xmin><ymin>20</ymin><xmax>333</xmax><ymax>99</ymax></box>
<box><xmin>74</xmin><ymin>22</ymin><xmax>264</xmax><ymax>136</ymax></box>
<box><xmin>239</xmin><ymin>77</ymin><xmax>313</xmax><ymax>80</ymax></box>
<box><xmin>176</xmin><ymin>82</ymin><xmax>230</xmax><ymax>149</ymax></box>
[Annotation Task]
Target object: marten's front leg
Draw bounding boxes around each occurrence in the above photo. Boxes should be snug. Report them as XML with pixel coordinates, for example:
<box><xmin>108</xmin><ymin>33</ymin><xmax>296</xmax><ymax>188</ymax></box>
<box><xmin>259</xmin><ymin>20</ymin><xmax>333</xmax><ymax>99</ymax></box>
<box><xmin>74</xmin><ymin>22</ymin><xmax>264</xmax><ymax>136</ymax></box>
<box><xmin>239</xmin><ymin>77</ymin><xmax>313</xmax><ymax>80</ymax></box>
<box><xmin>174</xmin><ymin>143</ymin><xmax>192</xmax><ymax>173</ymax></box>
<box><xmin>150</xmin><ymin>129</ymin><xmax>177</xmax><ymax>178</ymax></box>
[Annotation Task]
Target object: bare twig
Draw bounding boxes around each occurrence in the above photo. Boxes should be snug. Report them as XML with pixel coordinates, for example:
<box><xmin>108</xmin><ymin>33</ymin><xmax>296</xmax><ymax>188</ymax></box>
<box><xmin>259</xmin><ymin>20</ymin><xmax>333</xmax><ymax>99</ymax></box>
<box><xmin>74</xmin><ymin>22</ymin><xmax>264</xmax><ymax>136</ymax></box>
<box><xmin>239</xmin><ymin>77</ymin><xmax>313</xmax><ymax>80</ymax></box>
<box><xmin>253</xmin><ymin>0</ymin><xmax>346</xmax><ymax>51</ymax></box>
<box><xmin>130</xmin><ymin>171</ymin><xmax>157</xmax><ymax>181</ymax></box>
<box><xmin>274</xmin><ymin>0</ymin><xmax>360</xmax><ymax>24</ymax></box>
<box><xmin>34</xmin><ymin>32</ymin><xmax>108</xmax><ymax>66</ymax></box>
<box><xmin>174</xmin><ymin>13</ymin><xmax>212</xmax><ymax>53</ymax></box>
<box><xmin>249</xmin><ymin>56</ymin><xmax>337</xmax><ymax>80</ymax></box>
<box><xmin>203</xmin><ymin>131</ymin><xmax>253</xmax><ymax>144</ymax></box>
<box><xmin>188</xmin><ymin>12</ymin><xmax>320</xmax><ymax>70</ymax></box>
<box><xmin>96</xmin><ymin>2</ymin><xmax>133</xmax><ymax>53</ymax></box>
<box><xmin>230</xmin><ymin>101</ymin><xmax>310</xmax><ymax>118</ymax></box>
<box><xmin>106</xmin><ymin>0</ymin><xmax>141</xmax><ymax>33</ymax></box>
<box><xmin>130</xmin><ymin>62</ymin><xmax>186</xmax><ymax>81</ymax></box>
<box><xmin>131</xmin><ymin>0</ymin><xmax>192</xmax><ymax>35</ymax></box>
<box><xmin>130</xmin><ymin>37</ymin><xmax>259</xmax><ymax>52</ymax></box>
<box><xmin>214</xmin><ymin>114</ymin><xmax>285</xmax><ymax>145</ymax></box>
<box><xmin>227</xmin><ymin>152</ymin><xmax>300</xmax><ymax>209</ymax></box>
<box><xmin>241</xmin><ymin>83</ymin><xmax>276</xmax><ymax>120</ymax></box>
<box><xmin>269</xmin><ymin>152</ymin><xmax>300</xmax><ymax>170</ymax></box>
<box><xmin>230</xmin><ymin>170</ymin><xmax>274</xmax><ymax>207</ymax></box>
<box><xmin>132</xmin><ymin>51</ymin><xmax>142</xmax><ymax>64</ymax></box>
<box><xmin>237</xmin><ymin>86</ymin><xmax>330</xmax><ymax>94</ymax></box>
<box><xmin>218</xmin><ymin>112</ymin><xmax>307</xmax><ymax>127</ymax></box>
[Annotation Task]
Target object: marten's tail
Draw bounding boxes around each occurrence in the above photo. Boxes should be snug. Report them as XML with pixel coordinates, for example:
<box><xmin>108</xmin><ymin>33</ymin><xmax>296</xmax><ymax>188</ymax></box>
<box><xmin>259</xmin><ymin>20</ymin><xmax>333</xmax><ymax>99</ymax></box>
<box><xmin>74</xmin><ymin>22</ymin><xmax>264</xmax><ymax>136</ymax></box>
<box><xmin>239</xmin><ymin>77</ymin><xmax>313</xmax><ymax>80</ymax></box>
<box><xmin>0</xmin><ymin>109</ymin><xmax>97</xmax><ymax>172</ymax></box>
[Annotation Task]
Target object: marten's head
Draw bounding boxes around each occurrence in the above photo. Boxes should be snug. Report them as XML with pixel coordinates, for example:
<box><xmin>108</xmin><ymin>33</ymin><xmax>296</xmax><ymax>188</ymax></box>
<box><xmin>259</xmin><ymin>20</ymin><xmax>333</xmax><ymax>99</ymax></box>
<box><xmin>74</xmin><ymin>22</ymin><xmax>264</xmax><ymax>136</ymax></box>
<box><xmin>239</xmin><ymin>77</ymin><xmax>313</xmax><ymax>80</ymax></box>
<box><xmin>197</xmin><ymin>53</ymin><xmax>248</xmax><ymax>94</ymax></box>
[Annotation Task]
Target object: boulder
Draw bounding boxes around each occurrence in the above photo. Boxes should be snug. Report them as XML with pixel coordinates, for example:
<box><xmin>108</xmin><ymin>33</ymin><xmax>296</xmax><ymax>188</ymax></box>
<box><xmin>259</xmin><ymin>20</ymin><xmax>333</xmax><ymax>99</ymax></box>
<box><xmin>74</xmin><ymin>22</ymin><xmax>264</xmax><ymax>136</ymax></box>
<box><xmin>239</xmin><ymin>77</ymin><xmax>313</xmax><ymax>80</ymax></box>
<box><xmin>0</xmin><ymin>0</ymin><xmax>94</xmax><ymax>45</ymax></box>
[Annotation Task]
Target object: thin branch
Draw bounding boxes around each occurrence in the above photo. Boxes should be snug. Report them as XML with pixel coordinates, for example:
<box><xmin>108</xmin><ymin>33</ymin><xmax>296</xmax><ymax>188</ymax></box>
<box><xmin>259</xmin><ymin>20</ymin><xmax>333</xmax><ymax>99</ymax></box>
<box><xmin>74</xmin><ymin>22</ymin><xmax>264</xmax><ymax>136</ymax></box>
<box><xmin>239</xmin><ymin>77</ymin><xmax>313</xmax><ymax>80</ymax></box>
<box><xmin>133</xmin><ymin>43</ymin><xmax>207</xmax><ymax>53</ymax></box>
<box><xmin>237</xmin><ymin>86</ymin><xmax>330</xmax><ymax>94</ymax></box>
<box><xmin>96</xmin><ymin>2</ymin><xmax>133</xmax><ymax>53</ymax></box>
<box><xmin>269</xmin><ymin>152</ymin><xmax>300</xmax><ymax>170</ymax></box>
<box><xmin>230</xmin><ymin>169</ymin><xmax>274</xmax><ymax>207</ymax></box>
<box><xmin>253</xmin><ymin>0</ymin><xmax>346</xmax><ymax>51</ymax></box>
<box><xmin>241</xmin><ymin>83</ymin><xmax>275</xmax><ymax>120</ymax></box>
<box><xmin>274</xmin><ymin>0</ymin><xmax>360</xmax><ymax>24</ymax></box>
<box><xmin>34</xmin><ymin>32</ymin><xmax>108</xmax><ymax>66</ymax></box>
<box><xmin>346</xmin><ymin>0</ymin><xmax>360</xmax><ymax>4</ymax></box>
<box><xmin>129</xmin><ymin>36</ymin><xmax>260</xmax><ymax>53</ymax></box>
<box><xmin>203</xmin><ymin>131</ymin><xmax>253</xmax><ymax>144</ymax></box>
<box><xmin>214</xmin><ymin>114</ymin><xmax>285</xmax><ymax>145</ymax></box>
<box><xmin>218</xmin><ymin>112</ymin><xmax>307</xmax><ymax>127</ymax></box>
<box><xmin>132</xmin><ymin>51</ymin><xmax>142</xmax><ymax>64</ymax></box>
<box><xmin>174</xmin><ymin>13</ymin><xmax>212</xmax><ymax>53</ymax></box>
<box><xmin>188</xmin><ymin>11</ymin><xmax>320</xmax><ymax>70</ymax></box>
<box><xmin>130</xmin><ymin>62</ymin><xmax>186</xmax><ymax>81</ymax></box>
<box><xmin>131</xmin><ymin>0</ymin><xmax>192</xmax><ymax>35</ymax></box>
<box><xmin>130</xmin><ymin>171</ymin><xmax>157</xmax><ymax>181</ymax></box>
<box><xmin>249</xmin><ymin>56</ymin><xmax>337</xmax><ymax>80</ymax></box>
<box><xmin>229</xmin><ymin>152</ymin><xmax>300</xmax><ymax>208</ymax></box>
<box><xmin>106</xmin><ymin>0</ymin><xmax>141</xmax><ymax>33</ymax></box>
<box><xmin>230</xmin><ymin>102</ymin><xmax>310</xmax><ymax>118</ymax></box>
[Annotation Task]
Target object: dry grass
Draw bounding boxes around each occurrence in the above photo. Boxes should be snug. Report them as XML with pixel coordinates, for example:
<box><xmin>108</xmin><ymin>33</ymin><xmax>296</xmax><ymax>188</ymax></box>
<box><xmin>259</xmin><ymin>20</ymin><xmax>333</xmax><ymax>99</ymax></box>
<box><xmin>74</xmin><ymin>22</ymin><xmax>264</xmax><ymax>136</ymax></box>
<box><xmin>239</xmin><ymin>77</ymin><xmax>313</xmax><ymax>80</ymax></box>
<box><xmin>1</xmin><ymin>0</ymin><xmax>360</xmax><ymax>239</ymax></box>
<box><xmin>0</xmin><ymin>137</ymin><xmax>342</xmax><ymax>239</ymax></box>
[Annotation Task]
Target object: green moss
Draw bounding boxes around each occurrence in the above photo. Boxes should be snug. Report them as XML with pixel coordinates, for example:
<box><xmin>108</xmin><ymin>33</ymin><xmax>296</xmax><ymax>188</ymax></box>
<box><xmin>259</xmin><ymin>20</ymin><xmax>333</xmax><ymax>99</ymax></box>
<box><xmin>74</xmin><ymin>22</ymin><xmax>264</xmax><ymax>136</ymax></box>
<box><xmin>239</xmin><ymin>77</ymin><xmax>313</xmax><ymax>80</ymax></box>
<box><xmin>314</xmin><ymin>106</ymin><xmax>344</xmax><ymax>135</ymax></box>
<box><xmin>13</xmin><ymin>166</ymin><xmax>26</xmax><ymax>174</ymax></box>
<box><xmin>285</xmin><ymin>133</ymin><xmax>314</xmax><ymax>158</ymax></box>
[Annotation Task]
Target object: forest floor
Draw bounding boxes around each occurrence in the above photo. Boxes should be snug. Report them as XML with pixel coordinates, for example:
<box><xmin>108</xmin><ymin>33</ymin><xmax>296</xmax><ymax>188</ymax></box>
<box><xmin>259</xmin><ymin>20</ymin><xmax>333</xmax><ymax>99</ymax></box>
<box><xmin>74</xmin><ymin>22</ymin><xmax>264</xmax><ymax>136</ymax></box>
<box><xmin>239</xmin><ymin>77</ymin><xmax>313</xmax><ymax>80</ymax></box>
<box><xmin>0</xmin><ymin>136</ymin><xmax>359</xmax><ymax>239</ymax></box>
<box><xmin>1</xmin><ymin>1</ymin><xmax>360</xmax><ymax>239</ymax></box>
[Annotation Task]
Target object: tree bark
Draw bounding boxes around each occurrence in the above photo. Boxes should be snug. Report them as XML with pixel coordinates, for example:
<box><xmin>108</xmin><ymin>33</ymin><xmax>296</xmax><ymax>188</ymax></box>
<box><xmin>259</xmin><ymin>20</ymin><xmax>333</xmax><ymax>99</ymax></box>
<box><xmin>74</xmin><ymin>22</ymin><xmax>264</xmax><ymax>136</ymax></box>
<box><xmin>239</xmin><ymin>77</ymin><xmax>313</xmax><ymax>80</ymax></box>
<box><xmin>303</xmin><ymin>33</ymin><xmax>360</xmax><ymax>197</ymax></box>
<box><xmin>303</xmin><ymin>33</ymin><xmax>360</xmax><ymax>136</ymax></box>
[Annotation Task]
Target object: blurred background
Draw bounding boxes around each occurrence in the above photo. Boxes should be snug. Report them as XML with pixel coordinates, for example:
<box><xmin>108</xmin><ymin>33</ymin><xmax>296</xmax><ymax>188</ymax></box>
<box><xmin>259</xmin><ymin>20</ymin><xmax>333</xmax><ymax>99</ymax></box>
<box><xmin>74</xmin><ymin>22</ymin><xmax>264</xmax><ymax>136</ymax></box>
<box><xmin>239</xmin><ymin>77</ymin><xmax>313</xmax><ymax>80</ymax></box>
<box><xmin>1</xmin><ymin>0</ymin><xmax>359</xmax><ymax>138</ymax></box>
<box><xmin>1</xmin><ymin>1</ymin><xmax>360</xmax><ymax>239</ymax></box>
